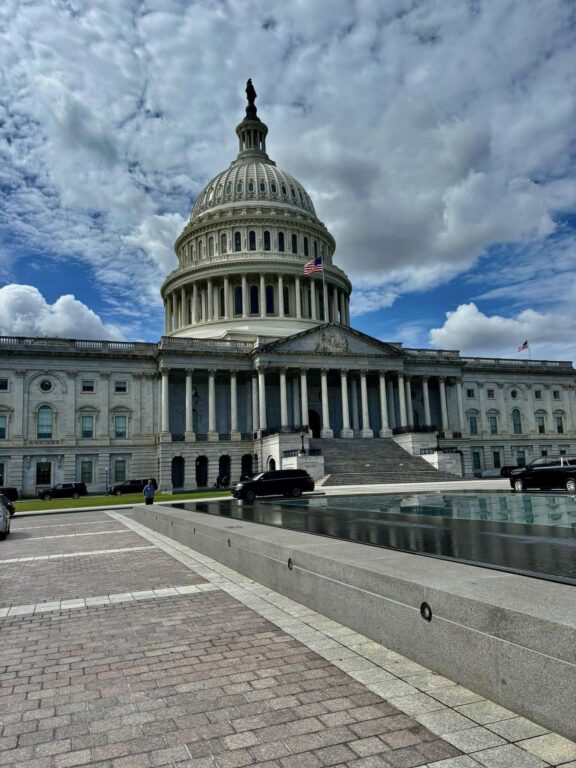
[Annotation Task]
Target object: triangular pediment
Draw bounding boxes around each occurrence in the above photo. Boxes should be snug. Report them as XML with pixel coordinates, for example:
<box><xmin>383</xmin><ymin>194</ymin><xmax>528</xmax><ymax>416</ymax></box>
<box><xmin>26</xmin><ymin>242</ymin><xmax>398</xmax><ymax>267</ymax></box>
<box><xmin>259</xmin><ymin>324</ymin><xmax>404</xmax><ymax>358</ymax></box>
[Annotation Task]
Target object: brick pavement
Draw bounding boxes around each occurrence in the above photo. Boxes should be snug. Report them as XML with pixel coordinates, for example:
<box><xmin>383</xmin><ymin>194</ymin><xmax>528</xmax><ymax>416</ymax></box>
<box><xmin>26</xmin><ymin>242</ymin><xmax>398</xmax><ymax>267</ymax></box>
<box><xmin>1</xmin><ymin>509</ymin><xmax>574</xmax><ymax>768</ymax></box>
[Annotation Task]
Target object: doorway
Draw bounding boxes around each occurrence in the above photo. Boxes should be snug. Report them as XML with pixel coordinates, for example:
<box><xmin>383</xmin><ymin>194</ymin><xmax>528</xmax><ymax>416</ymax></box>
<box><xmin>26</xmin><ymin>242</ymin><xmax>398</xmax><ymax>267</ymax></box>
<box><xmin>171</xmin><ymin>457</ymin><xmax>185</xmax><ymax>489</ymax></box>
<box><xmin>308</xmin><ymin>409</ymin><xmax>321</xmax><ymax>438</ymax></box>
<box><xmin>195</xmin><ymin>455</ymin><xmax>208</xmax><ymax>487</ymax></box>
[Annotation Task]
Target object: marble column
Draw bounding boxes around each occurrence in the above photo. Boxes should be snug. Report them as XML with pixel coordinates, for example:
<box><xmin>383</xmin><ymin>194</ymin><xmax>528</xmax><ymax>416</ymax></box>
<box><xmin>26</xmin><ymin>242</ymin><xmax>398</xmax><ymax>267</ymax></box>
<box><xmin>230</xmin><ymin>371</ymin><xmax>239</xmax><ymax>439</ymax></box>
<box><xmin>439</xmin><ymin>377</ymin><xmax>449</xmax><ymax>430</ymax></box>
<box><xmin>422</xmin><ymin>377</ymin><xmax>431</xmax><ymax>427</ymax></box>
<box><xmin>258</xmin><ymin>366</ymin><xmax>267</xmax><ymax>431</ymax></box>
<box><xmin>351</xmin><ymin>377</ymin><xmax>360</xmax><ymax>433</ymax></box>
<box><xmin>278</xmin><ymin>275</ymin><xmax>284</xmax><ymax>317</ymax></box>
<box><xmin>339</xmin><ymin>292</ymin><xmax>346</xmax><ymax>326</ymax></box>
<box><xmin>192</xmin><ymin>283</ymin><xmax>198</xmax><ymax>324</ymax></box>
<box><xmin>387</xmin><ymin>379</ymin><xmax>396</xmax><ymax>428</ymax></box>
<box><xmin>300</xmin><ymin>369</ymin><xmax>309</xmax><ymax>428</ymax></box>
<box><xmin>332</xmin><ymin>286</ymin><xmax>339</xmax><ymax>323</ymax></box>
<box><xmin>398</xmin><ymin>372</ymin><xmax>407</xmax><ymax>427</ymax></box>
<box><xmin>295</xmin><ymin>277</ymin><xmax>302</xmax><ymax>319</ymax></box>
<box><xmin>251</xmin><ymin>375</ymin><xmax>259</xmax><ymax>433</ymax></box>
<box><xmin>208</xmin><ymin>369</ymin><xmax>218</xmax><ymax>439</ymax></box>
<box><xmin>160</xmin><ymin>368</ymin><xmax>170</xmax><ymax>434</ymax></box>
<box><xmin>164</xmin><ymin>300</ymin><xmax>169</xmax><ymax>334</ymax></box>
<box><xmin>456</xmin><ymin>379</ymin><xmax>465</xmax><ymax>432</ymax></box>
<box><xmin>207</xmin><ymin>279</ymin><xmax>213</xmax><ymax>321</ymax></box>
<box><xmin>405</xmin><ymin>376</ymin><xmax>413</xmax><ymax>426</ymax></box>
<box><xmin>310</xmin><ymin>282</ymin><xmax>317</xmax><ymax>321</ymax></box>
<box><xmin>260</xmin><ymin>274</ymin><xmax>266</xmax><ymax>318</ymax></box>
<box><xmin>323</xmin><ymin>281</ymin><xmax>329</xmax><ymax>322</ymax></box>
<box><xmin>242</xmin><ymin>274</ymin><xmax>248</xmax><ymax>319</ymax></box>
<box><xmin>340</xmin><ymin>370</ymin><xmax>353</xmax><ymax>438</ymax></box>
<box><xmin>185</xmin><ymin>369</ymin><xmax>195</xmax><ymax>439</ymax></box>
<box><xmin>360</xmin><ymin>370</ymin><xmax>373</xmax><ymax>437</ymax></box>
<box><xmin>223</xmin><ymin>277</ymin><xmax>230</xmax><ymax>319</ymax></box>
<box><xmin>180</xmin><ymin>286</ymin><xmax>187</xmax><ymax>326</ymax></box>
<box><xmin>292</xmin><ymin>376</ymin><xmax>300</xmax><ymax>427</ymax></box>
<box><xmin>320</xmin><ymin>368</ymin><xmax>333</xmax><ymax>438</ymax></box>
<box><xmin>379</xmin><ymin>373</ymin><xmax>390</xmax><ymax>437</ymax></box>
<box><xmin>279</xmin><ymin>369</ymin><xmax>288</xmax><ymax>428</ymax></box>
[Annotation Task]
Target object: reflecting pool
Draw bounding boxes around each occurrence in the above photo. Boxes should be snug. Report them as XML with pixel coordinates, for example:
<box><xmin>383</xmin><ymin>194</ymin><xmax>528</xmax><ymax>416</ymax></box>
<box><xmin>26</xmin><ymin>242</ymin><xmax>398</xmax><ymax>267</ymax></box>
<box><xmin>171</xmin><ymin>492</ymin><xmax>576</xmax><ymax>585</ymax></box>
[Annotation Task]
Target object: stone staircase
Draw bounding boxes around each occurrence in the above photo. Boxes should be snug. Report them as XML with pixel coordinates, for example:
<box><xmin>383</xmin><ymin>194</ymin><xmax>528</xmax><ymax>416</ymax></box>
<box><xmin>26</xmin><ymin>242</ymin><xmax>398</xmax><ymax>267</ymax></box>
<box><xmin>310</xmin><ymin>437</ymin><xmax>460</xmax><ymax>486</ymax></box>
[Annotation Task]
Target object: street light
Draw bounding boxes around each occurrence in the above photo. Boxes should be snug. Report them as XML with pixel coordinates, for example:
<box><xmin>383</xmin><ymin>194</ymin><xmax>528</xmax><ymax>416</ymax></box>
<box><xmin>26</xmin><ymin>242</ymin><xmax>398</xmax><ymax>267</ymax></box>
<box><xmin>300</xmin><ymin>429</ymin><xmax>307</xmax><ymax>454</ymax></box>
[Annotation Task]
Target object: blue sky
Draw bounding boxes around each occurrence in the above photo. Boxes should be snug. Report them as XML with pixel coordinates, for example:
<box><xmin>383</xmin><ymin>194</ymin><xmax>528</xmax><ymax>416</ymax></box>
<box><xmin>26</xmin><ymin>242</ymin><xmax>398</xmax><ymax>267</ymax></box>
<box><xmin>1</xmin><ymin>0</ymin><xmax>575</xmax><ymax>361</ymax></box>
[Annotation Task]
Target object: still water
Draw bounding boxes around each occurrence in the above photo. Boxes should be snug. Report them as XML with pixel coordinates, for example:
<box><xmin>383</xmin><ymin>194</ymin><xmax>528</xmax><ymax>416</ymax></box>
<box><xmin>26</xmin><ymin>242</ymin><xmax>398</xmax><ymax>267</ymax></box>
<box><xmin>171</xmin><ymin>492</ymin><xmax>576</xmax><ymax>586</ymax></box>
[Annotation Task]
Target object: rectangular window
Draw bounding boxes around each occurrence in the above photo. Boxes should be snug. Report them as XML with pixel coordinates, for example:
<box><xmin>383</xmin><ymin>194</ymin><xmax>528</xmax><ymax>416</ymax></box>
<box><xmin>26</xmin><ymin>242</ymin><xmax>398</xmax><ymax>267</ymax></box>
<box><xmin>80</xmin><ymin>460</ymin><xmax>93</xmax><ymax>484</ymax></box>
<box><xmin>487</xmin><ymin>389</ymin><xmax>495</xmax><ymax>399</ymax></box>
<box><xmin>472</xmin><ymin>451</ymin><xmax>482</xmax><ymax>472</ymax></box>
<box><xmin>82</xmin><ymin>380</ymin><xmax>95</xmax><ymax>393</ymax></box>
<box><xmin>468</xmin><ymin>416</ymin><xmax>478</xmax><ymax>435</ymax></box>
<box><xmin>114</xmin><ymin>414</ymin><xmax>127</xmax><ymax>439</ymax></box>
<box><xmin>113</xmin><ymin>459</ymin><xmax>126</xmax><ymax>483</ymax></box>
<box><xmin>0</xmin><ymin>462</ymin><xmax>5</xmax><ymax>485</ymax></box>
<box><xmin>36</xmin><ymin>461</ymin><xmax>51</xmax><ymax>485</ymax></box>
<box><xmin>0</xmin><ymin>414</ymin><xmax>6</xmax><ymax>439</ymax></box>
<box><xmin>492</xmin><ymin>450</ymin><xmax>502</xmax><ymax>470</ymax></box>
<box><xmin>115</xmin><ymin>381</ymin><xmax>127</xmax><ymax>393</ymax></box>
<box><xmin>553</xmin><ymin>390</ymin><xmax>561</xmax><ymax>400</ymax></box>
<box><xmin>0</xmin><ymin>378</ymin><xmax>8</xmax><ymax>391</ymax></box>
<box><xmin>466</xmin><ymin>389</ymin><xmax>474</xmax><ymax>398</ymax></box>
<box><xmin>489</xmin><ymin>415</ymin><xmax>498</xmax><ymax>435</ymax></box>
<box><xmin>534</xmin><ymin>390</ymin><xmax>542</xmax><ymax>400</ymax></box>
<box><xmin>81</xmin><ymin>415</ymin><xmax>94</xmax><ymax>439</ymax></box>
<box><xmin>536</xmin><ymin>416</ymin><xmax>546</xmax><ymax>434</ymax></box>
<box><xmin>516</xmin><ymin>449</ymin><xmax>526</xmax><ymax>467</ymax></box>
<box><xmin>556</xmin><ymin>416</ymin><xmax>564</xmax><ymax>434</ymax></box>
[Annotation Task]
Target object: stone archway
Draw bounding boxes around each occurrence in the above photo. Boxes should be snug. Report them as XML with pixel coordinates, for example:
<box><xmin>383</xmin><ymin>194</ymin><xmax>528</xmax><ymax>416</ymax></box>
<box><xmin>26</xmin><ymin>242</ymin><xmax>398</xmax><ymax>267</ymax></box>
<box><xmin>308</xmin><ymin>409</ymin><xmax>321</xmax><ymax>438</ymax></box>
<box><xmin>171</xmin><ymin>457</ymin><xmax>184</xmax><ymax>489</ymax></box>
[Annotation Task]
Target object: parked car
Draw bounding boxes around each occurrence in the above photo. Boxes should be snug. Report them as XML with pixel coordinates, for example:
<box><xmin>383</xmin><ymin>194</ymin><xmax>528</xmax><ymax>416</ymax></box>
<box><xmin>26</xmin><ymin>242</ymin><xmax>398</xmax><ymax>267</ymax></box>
<box><xmin>108</xmin><ymin>478</ymin><xmax>158</xmax><ymax>496</ymax></box>
<box><xmin>232</xmin><ymin>469</ymin><xmax>315</xmax><ymax>502</ymax></box>
<box><xmin>499</xmin><ymin>465</ymin><xmax>520</xmax><ymax>478</ymax></box>
<box><xmin>0</xmin><ymin>496</ymin><xmax>11</xmax><ymax>539</ymax></box>
<box><xmin>0</xmin><ymin>487</ymin><xmax>19</xmax><ymax>502</ymax></box>
<box><xmin>0</xmin><ymin>493</ymin><xmax>15</xmax><ymax>517</ymax></box>
<box><xmin>510</xmin><ymin>456</ymin><xmax>576</xmax><ymax>492</ymax></box>
<box><xmin>38</xmin><ymin>482</ymin><xmax>88</xmax><ymax>501</ymax></box>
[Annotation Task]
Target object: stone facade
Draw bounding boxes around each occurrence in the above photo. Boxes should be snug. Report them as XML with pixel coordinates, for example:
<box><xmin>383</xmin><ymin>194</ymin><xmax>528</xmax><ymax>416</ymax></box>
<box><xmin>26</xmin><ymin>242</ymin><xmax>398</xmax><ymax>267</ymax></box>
<box><xmin>1</xmin><ymin>87</ymin><xmax>574</xmax><ymax>495</ymax></box>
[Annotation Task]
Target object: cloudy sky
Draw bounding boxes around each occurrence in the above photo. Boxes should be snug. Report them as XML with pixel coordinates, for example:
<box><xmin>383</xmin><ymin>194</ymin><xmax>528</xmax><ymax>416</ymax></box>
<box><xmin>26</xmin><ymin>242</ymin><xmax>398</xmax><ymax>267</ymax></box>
<box><xmin>1</xmin><ymin>0</ymin><xmax>575</xmax><ymax>361</ymax></box>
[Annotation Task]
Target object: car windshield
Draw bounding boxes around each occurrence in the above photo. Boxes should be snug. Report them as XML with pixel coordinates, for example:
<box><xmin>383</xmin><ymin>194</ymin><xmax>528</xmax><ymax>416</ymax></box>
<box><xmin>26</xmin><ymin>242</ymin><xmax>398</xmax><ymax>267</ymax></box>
<box><xmin>251</xmin><ymin>473</ymin><xmax>265</xmax><ymax>481</ymax></box>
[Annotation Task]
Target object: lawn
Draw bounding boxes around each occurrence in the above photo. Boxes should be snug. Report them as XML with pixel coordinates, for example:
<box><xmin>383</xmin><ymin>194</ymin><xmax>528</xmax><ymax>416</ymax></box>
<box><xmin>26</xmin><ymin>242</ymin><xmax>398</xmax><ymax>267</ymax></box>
<box><xmin>13</xmin><ymin>489</ymin><xmax>230</xmax><ymax>513</ymax></box>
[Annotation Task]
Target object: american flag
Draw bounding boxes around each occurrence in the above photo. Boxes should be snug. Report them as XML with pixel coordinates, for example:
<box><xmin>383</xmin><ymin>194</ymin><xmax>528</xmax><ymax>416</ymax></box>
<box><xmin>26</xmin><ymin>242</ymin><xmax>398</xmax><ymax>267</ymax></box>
<box><xmin>517</xmin><ymin>340</ymin><xmax>529</xmax><ymax>352</ymax></box>
<box><xmin>304</xmin><ymin>257</ymin><xmax>323</xmax><ymax>274</ymax></box>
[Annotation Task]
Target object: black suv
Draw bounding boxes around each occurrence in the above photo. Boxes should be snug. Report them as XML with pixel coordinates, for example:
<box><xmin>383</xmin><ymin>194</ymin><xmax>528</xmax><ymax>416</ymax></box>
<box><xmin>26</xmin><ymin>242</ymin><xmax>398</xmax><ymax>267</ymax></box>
<box><xmin>0</xmin><ymin>493</ymin><xmax>15</xmax><ymax>517</ymax></box>
<box><xmin>108</xmin><ymin>478</ymin><xmax>158</xmax><ymax>496</ymax></box>
<box><xmin>39</xmin><ymin>482</ymin><xmax>88</xmax><ymax>501</ymax></box>
<box><xmin>232</xmin><ymin>470</ymin><xmax>315</xmax><ymax>502</ymax></box>
<box><xmin>510</xmin><ymin>456</ymin><xmax>576</xmax><ymax>492</ymax></box>
<box><xmin>0</xmin><ymin>487</ymin><xmax>19</xmax><ymax>502</ymax></box>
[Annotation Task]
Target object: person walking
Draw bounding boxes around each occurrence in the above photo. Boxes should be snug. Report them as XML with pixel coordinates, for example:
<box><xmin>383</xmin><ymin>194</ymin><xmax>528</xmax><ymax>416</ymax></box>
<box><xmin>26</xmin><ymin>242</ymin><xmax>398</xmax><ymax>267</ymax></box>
<box><xmin>143</xmin><ymin>480</ymin><xmax>155</xmax><ymax>505</ymax></box>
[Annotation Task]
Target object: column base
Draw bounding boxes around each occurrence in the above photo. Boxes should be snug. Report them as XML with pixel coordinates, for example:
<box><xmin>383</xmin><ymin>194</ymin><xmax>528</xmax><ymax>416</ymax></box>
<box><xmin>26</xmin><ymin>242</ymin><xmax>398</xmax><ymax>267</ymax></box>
<box><xmin>230</xmin><ymin>431</ymin><xmax>241</xmax><ymax>441</ymax></box>
<box><xmin>185</xmin><ymin>431</ymin><xmax>196</xmax><ymax>442</ymax></box>
<box><xmin>159</xmin><ymin>431</ymin><xmax>172</xmax><ymax>443</ymax></box>
<box><xmin>207</xmin><ymin>431</ymin><xmax>219</xmax><ymax>442</ymax></box>
<box><xmin>320</xmin><ymin>429</ymin><xmax>334</xmax><ymax>438</ymax></box>
<box><xmin>360</xmin><ymin>429</ymin><xmax>374</xmax><ymax>438</ymax></box>
<box><xmin>379</xmin><ymin>429</ymin><xmax>392</xmax><ymax>438</ymax></box>
<box><xmin>340</xmin><ymin>428</ymin><xmax>354</xmax><ymax>439</ymax></box>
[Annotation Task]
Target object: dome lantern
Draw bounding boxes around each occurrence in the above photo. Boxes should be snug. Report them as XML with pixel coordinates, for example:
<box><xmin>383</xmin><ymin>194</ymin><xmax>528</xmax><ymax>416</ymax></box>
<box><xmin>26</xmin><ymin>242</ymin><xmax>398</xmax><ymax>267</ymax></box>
<box><xmin>235</xmin><ymin>79</ymin><xmax>270</xmax><ymax>160</ymax></box>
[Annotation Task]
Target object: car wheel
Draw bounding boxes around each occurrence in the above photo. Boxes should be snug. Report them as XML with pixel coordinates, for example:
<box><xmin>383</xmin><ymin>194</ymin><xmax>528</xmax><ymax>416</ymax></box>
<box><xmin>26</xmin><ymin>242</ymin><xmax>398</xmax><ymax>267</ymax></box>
<box><xmin>72</xmin><ymin>492</ymin><xmax>80</xmax><ymax>499</ymax></box>
<box><xmin>0</xmin><ymin>528</ymin><xmax>7</xmax><ymax>540</ymax></box>
<box><xmin>42</xmin><ymin>494</ymin><xmax>51</xmax><ymax>501</ymax></box>
<box><xmin>244</xmin><ymin>490</ymin><xmax>256</xmax><ymax>502</ymax></box>
<box><xmin>513</xmin><ymin>479</ymin><xmax>524</xmax><ymax>493</ymax></box>
<box><xmin>291</xmin><ymin>487</ymin><xmax>302</xmax><ymax>498</ymax></box>
<box><xmin>115</xmin><ymin>490</ymin><xmax>122</xmax><ymax>496</ymax></box>
<box><xmin>565</xmin><ymin>478</ymin><xmax>576</xmax><ymax>494</ymax></box>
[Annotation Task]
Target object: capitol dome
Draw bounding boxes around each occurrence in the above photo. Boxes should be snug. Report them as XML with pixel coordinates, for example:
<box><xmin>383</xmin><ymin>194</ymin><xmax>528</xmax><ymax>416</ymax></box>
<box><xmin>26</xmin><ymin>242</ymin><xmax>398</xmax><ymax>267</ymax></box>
<box><xmin>161</xmin><ymin>80</ymin><xmax>351</xmax><ymax>340</ymax></box>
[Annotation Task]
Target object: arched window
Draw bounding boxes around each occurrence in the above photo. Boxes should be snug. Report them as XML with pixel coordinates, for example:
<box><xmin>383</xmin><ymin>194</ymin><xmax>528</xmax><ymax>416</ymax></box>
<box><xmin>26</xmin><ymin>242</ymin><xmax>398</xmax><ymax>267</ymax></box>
<box><xmin>291</xmin><ymin>187</ymin><xmax>296</xmax><ymax>199</ymax></box>
<box><xmin>266</xmin><ymin>284</ymin><xmax>275</xmax><ymax>315</ymax></box>
<box><xmin>234</xmin><ymin>231</ymin><xmax>241</xmax><ymax>252</ymax></box>
<box><xmin>249</xmin><ymin>231</ymin><xmax>256</xmax><ymax>251</ymax></box>
<box><xmin>248</xmin><ymin>180</ymin><xmax>254</xmax><ymax>193</ymax></box>
<box><xmin>250</xmin><ymin>284</ymin><xmax>259</xmax><ymax>315</ymax></box>
<box><xmin>313</xmin><ymin>240</ymin><xmax>318</xmax><ymax>259</ymax></box>
<box><xmin>226</xmin><ymin>182</ymin><xmax>232</xmax><ymax>196</ymax></box>
<box><xmin>191</xmin><ymin>243</ymin><xmax>195</xmax><ymax>260</ymax></box>
<box><xmin>218</xmin><ymin>287</ymin><xmax>225</xmax><ymax>317</ymax></box>
<box><xmin>468</xmin><ymin>414</ymin><xmax>478</xmax><ymax>435</ymax></box>
<box><xmin>37</xmin><ymin>405</ymin><xmax>53</xmax><ymax>439</ymax></box>
<box><xmin>208</xmin><ymin>236</ymin><xmax>214</xmax><ymax>257</ymax></box>
<box><xmin>281</xmin><ymin>184</ymin><xmax>287</xmax><ymax>196</ymax></box>
<box><xmin>259</xmin><ymin>181</ymin><xmax>266</xmax><ymax>193</ymax></box>
<box><xmin>283</xmin><ymin>286</ymin><xmax>290</xmax><ymax>315</ymax></box>
<box><xmin>236</xmin><ymin>181</ymin><xmax>243</xmax><ymax>194</ymax></box>
<box><xmin>198</xmin><ymin>240</ymin><xmax>204</xmax><ymax>259</ymax></box>
<box><xmin>303</xmin><ymin>237</ymin><xmax>309</xmax><ymax>257</ymax></box>
<box><xmin>263</xmin><ymin>231</ymin><xmax>271</xmax><ymax>251</ymax></box>
<box><xmin>271</xmin><ymin>183</ymin><xmax>277</xmax><ymax>194</ymax></box>
<box><xmin>512</xmin><ymin>409</ymin><xmax>522</xmax><ymax>434</ymax></box>
<box><xmin>278</xmin><ymin>232</ymin><xmax>285</xmax><ymax>252</ymax></box>
<box><xmin>220</xmin><ymin>233</ymin><xmax>227</xmax><ymax>254</ymax></box>
<box><xmin>291</xmin><ymin>234</ymin><xmax>298</xmax><ymax>254</ymax></box>
<box><xmin>234</xmin><ymin>286</ymin><xmax>243</xmax><ymax>315</ymax></box>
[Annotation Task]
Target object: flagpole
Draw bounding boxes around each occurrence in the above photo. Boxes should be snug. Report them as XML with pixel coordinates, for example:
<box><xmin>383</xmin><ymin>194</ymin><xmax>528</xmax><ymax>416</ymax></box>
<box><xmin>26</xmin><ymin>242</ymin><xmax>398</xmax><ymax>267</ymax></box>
<box><xmin>321</xmin><ymin>258</ymin><xmax>327</xmax><ymax>322</ymax></box>
<box><xmin>528</xmin><ymin>344</ymin><xmax>532</xmax><ymax>361</ymax></box>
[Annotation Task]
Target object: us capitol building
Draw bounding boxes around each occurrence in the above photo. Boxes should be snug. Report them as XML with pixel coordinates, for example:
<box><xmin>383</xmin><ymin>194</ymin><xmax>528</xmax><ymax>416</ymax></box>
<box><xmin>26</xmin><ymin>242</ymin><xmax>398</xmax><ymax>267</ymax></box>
<box><xmin>1</xmin><ymin>83</ymin><xmax>574</xmax><ymax>495</ymax></box>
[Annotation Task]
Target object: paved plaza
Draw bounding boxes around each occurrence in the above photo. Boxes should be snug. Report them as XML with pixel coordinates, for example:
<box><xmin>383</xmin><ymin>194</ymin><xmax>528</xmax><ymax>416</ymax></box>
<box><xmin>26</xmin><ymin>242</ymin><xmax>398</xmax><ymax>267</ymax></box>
<box><xmin>1</xmin><ymin>507</ymin><xmax>575</xmax><ymax>768</ymax></box>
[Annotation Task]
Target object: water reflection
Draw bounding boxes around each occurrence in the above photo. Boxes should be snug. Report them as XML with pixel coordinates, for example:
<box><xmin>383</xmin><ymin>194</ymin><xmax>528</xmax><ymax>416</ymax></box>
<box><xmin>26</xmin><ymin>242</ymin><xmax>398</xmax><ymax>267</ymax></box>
<box><xmin>170</xmin><ymin>491</ymin><xmax>576</xmax><ymax>585</ymax></box>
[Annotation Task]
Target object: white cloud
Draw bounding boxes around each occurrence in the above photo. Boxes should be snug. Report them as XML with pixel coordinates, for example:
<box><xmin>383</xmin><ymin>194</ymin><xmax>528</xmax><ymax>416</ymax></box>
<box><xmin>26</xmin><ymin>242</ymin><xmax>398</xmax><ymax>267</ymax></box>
<box><xmin>0</xmin><ymin>0</ymin><xmax>575</xmax><ymax>331</ymax></box>
<box><xmin>429</xmin><ymin>303</ymin><xmax>576</xmax><ymax>361</ymax></box>
<box><xmin>0</xmin><ymin>285</ymin><xmax>123</xmax><ymax>340</ymax></box>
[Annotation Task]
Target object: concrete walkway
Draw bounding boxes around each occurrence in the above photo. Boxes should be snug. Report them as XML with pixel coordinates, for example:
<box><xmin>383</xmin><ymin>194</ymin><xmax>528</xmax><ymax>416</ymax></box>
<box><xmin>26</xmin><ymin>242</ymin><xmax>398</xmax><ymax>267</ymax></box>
<box><xmin>1</xmin><ymin>506</ymin><xmax>574</xmax><ymax>768</ymax></box>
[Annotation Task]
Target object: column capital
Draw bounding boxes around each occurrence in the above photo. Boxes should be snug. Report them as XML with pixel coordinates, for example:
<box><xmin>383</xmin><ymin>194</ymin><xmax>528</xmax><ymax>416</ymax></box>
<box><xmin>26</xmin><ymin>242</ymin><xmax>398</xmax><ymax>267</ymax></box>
<box><xmin>279</xmin><ymin>367</ymin><xmax>288</xmax><ymax>375</ymax></box>
<box><xmin>229</xmin><ymin>368</ymin><xmax>238</xmax><ymax>377</ymax></box>
<box><xmin>256</xmin><ymin>363</ymin><xmax>266</xmax><ymax>373</ymax></box>
<box><xmin>208</xmin><ymin>368</ymin><xmax>217</xmax><ymax>376</ymax></box>
<box><xmin>340</xmin><ymin>368</ymin><xmax>349</xmax><ymax>376</ymax></box>
<box><xmin>185</xmin><ymin>368</ymin><xmax>194</xmax><ymax>375</ymax></box>
<box><xmin>299</xmin><ymin>367</ymin><xmax>308</xmax><ymax>375</ymax></box>
<box><xmin>321</xmin><ymin>368</ymin><xmax>329</xmax><ymax>375</ymax></box>
<box><xmin>159</xmin><ymin>367</ymin><xmax>170</xmax><ymax>376</ymax></box>
<box><xmin>420</xmin><ymin>375</ymin><xmax>429</xmax><ymax>382</ymax></box>
<box><xmin>379</xmin><ymin>370</ymin><xmax>386</xmax><ymax>379</ymax></box>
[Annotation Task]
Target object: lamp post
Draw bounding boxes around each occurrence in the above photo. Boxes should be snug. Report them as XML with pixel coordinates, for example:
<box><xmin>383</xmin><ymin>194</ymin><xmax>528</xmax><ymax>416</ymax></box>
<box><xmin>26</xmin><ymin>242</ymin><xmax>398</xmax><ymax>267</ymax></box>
<box><xmin>300</xmin><ymin>429</ymin><xmax>307</xmax><ymax>454</ymax></box>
